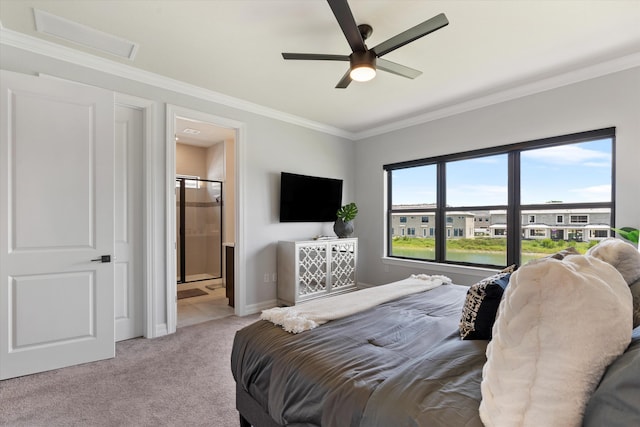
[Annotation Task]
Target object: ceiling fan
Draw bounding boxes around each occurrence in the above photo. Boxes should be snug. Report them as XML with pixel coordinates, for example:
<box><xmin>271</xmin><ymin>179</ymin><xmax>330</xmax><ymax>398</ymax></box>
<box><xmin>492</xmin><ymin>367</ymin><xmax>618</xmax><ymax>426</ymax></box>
<box><xmin>282</xmin><ymin>0</ymin><xmax>449</xmax><ymax>88</ymax></box>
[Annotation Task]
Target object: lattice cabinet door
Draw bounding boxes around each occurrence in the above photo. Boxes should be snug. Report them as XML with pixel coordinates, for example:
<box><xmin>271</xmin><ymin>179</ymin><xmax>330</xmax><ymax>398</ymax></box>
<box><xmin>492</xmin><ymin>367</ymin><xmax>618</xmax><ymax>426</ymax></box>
<box><xmin>277</xmin><ymin>238</ymin><xmax>358</xmax><ymax>305</ymax></box>
<box><xmin>328</xmin><ymin>239</ymin><xmax>357</xmax><ymax>291</ymax></box>
<box><xmin>296</xmin><ymin>243</ymin><xmax>329</xmax><ymax>298</ymax></box>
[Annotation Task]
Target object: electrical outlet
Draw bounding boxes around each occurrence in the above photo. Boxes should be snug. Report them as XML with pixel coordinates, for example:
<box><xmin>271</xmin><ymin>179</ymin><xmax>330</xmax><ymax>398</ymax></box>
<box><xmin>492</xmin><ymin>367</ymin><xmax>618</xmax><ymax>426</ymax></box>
<box><xmin>272</xmin><ymin>272</ymin><xmax>277</xmax><ymax>282</ymax></box>
<box><xmin>263</xmin><ymin>273</ymin><xmax>269</xmax><ymax>283</ymax></box>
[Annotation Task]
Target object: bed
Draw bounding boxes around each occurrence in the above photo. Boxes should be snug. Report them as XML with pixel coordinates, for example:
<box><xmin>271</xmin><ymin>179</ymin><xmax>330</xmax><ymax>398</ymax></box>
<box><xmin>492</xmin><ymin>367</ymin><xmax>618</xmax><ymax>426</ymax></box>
<box><xmin>231</xmin><ymin>240</ymin><xmax>640</xmax><ymax>427</ymax></box>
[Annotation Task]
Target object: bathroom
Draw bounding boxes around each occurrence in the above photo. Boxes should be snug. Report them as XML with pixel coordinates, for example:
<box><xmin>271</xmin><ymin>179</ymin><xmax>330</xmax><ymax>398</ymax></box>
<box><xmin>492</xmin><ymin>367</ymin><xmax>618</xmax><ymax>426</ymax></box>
<box><xmin>174</xmin><ymin>116</ymin><xmax>236</xmax><ymax>327</ymax></box>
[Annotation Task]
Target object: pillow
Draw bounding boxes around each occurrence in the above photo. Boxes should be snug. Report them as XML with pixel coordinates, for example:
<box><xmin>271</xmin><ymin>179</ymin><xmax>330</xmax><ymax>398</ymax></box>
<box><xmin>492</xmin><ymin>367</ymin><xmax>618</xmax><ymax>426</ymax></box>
<box><xmin>587</xmin><ymin>238</ymin><xmax>640</xmax><ymax>284</ymax></box>
<box><xmin>459</xmin><ymin>272</ymin><xmax>511</xmax><ymax>340</ymax></box>
<box><xmin>480</xmin><ymin>254</ymin><xmax>633</xmax><ymax>427</ymax></box>
<box><xmin>587</xmin><ymin>237</ymin><xmax>640</xmax><ymax>327</ymax></box>
<box><xmin>583</xmin><ymin>327</ymin><xmax>640</xmax><ymax>427</ymax></box>
<box><xmin>548</xmin><ymin>246</ymin><xmax>579</xmax><ymax>260</ymax></box>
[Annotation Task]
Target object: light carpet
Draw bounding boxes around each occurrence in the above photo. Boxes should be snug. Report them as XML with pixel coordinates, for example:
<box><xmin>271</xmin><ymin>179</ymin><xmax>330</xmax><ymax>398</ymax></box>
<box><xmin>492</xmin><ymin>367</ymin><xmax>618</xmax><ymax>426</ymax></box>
<box><xmin>0</xmin><ymin>314</ymin><xmax>260</xmax><ymax>427</ymax></box>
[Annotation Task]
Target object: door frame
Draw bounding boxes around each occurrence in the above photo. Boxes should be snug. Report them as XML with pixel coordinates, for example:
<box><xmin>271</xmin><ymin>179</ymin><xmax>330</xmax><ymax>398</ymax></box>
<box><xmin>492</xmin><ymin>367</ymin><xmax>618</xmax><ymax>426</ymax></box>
<box><xmin>115</xmin><ymin>93</ymin><xmax>157</xmax><ymax>338</ymax></box>
<box><xmin>165</xmin><ymin>105</ymin><xmax>246</xmax><ymax>334</ymax></box>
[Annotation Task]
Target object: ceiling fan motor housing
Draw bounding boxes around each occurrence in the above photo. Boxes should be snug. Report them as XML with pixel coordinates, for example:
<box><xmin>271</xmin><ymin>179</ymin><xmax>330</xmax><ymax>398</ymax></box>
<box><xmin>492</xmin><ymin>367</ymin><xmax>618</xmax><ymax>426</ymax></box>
<box><xmin>349</xmin><ymin>50</ymin><xmax>377</xmax><ymax>81</ymax></box>
<box><xmin>350</xmin><ymin>50</ymin><xmax>377</xmax><ymax>70</ymax></box>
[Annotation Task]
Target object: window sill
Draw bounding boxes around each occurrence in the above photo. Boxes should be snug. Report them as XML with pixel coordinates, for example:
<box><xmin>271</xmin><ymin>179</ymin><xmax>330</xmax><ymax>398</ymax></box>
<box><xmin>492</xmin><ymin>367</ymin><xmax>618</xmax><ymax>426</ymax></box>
<box><xmin>381</xmin><ymin>256</ymin><xmax>498</xmax><ymax>277</ymax></box>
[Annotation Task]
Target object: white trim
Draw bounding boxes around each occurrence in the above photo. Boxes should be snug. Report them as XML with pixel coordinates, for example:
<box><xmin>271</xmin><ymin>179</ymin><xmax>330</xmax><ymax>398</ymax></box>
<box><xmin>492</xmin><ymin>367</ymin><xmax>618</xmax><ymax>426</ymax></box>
<box><xmin>165</xmin><ymin>106</ymin><xmax>177</xmax><ymax>335</ymax></box>
<box><xmin>114</xmin><ymin>93</ymin><xmax>157</xmax><ymax>338</ymax></box>
<box><xmin>166</xmin><ymin>105</ymin><xmax>247</xmax><ymax>332</ymax></box>
<box><xmin>3</xmin><ymin>27</ymin><xmax>638</xmax><ymax>141</ymax></box>
<box><xmin>352</xmin><ymin>52</ymin><xmax>640</xmax><ymax>140</ymax></box>
<box><xmin>244</xmin><ymin>299</ymin><xmax>278</xmax><ymax>315</ymax></box>
<box><xmin>0</xmin><ymin>28</ymin><xmax>350</xmax><ymax>139</ymax></box>
<box><xmin>382</xmin><ymin>256</ymin><xmax>497</xmax><ymax>276</ymax></box>
<box><xmin>235</xmin><ymin>122</ymin><xmax>248</xmax><ymax>316</ymax></box>
<box><xmin>154</xmin><ymin>323</ymin><xmax>168</xmax><ymax>338</ymax></box>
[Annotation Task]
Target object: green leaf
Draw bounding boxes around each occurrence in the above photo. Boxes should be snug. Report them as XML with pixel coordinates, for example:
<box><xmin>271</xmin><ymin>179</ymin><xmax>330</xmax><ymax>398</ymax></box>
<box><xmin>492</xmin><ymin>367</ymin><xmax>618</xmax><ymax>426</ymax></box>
<box><xmin>336</xmin><ymin>203</ymin><xmax>358</xmax><ymax>222</ymax></box>
<box><xmin>611</xmin><ymin>227</ymin><xmax>639</xmax><ymax>244</ymax></box>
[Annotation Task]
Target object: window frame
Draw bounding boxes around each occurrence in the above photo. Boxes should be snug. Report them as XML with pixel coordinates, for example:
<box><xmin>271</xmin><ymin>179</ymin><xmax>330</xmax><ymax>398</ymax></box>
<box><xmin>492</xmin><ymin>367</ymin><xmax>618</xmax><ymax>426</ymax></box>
<box><xmin>384</xmin><ymin>128</ymin><xmax>615</xmax><ymax>268</ymax></box>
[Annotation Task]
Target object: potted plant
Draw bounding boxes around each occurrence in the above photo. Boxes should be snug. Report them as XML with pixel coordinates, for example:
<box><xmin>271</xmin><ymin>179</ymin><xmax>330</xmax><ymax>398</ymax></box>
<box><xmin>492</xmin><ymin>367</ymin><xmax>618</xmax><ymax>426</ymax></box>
<box><xmin>612</xmin><ymin>226</ymin><xmax>639</xmax><ymax>248</ymax></box>
<box><xmin>334</xmin><ymin>202</ymin><xmax>358</xmax><ymax>238</ymax></box>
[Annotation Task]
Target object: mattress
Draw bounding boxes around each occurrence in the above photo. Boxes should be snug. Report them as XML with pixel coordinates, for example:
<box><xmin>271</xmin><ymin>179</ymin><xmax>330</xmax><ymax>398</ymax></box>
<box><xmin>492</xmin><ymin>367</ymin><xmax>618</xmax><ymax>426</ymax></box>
<box><xmin>231</xmin><ymin>284</ymin><xmax>487</xmax><ymax>427</ymax></box>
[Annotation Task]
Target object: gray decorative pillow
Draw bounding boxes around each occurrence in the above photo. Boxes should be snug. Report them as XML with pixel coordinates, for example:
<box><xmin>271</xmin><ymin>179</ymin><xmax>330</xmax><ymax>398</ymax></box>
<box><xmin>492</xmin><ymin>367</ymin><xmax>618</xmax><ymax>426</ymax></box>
<box><xmin>583</xmin><ymin>328</ymin><xmax>640</xmax><ymax>427</ymax></box>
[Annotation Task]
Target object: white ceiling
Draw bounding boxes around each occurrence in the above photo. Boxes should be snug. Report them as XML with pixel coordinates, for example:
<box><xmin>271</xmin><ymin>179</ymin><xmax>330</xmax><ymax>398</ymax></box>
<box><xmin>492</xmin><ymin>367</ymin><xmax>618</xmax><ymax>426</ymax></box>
<box><xmin>1</xmin><ymin>1</ymin><xmax>639</xmax><ymax>137</ymax></box>
<box><xmin>175</xmin><ymin>117</ymin><xmax>235</xmax><ymax>147</ymax></box>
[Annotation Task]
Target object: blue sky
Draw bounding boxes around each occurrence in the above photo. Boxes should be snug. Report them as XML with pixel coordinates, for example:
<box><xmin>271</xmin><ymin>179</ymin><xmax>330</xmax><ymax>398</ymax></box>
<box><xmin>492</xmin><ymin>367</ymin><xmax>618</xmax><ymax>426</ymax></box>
<box><xmin>392</xmin><ymin>138</ymin><xmax>612</xmax><ymax>206</ymax></box>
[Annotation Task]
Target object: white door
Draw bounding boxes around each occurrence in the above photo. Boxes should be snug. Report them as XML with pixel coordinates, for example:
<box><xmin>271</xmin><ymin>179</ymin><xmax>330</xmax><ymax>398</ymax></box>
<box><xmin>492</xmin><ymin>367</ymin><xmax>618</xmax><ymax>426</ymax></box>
<box><xmin>0</xmin><ymin>70</ymin><xmax>115</xmax><ymax>380</ymax></box>
<box><xmin>114</xmin><ymin>103</ymin><xmax>143</xmax><ymax>341</ymax></box>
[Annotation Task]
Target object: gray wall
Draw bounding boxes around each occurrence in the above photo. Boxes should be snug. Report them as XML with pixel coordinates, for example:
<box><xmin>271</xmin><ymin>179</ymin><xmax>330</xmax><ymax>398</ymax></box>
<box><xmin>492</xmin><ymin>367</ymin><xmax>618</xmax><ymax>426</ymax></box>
<box><xmin>0</xmin><ymin>42</ymin><xmax>355</xmax><ymax>330</ymax></box>
<box><xmin>2</xmin><ymin>35</ymin><xmax>638</xmax><ymax>331</ymax></box>
<box><xmin>354</xmin><ymin>66</ymin><xmax>640</xmax><ymax>287</ymax></box>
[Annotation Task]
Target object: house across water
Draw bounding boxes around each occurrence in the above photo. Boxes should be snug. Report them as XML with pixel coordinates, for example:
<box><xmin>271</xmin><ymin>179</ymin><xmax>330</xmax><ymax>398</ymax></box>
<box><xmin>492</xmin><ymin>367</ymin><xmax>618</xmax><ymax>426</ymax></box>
<box><xmin>390</xmin><ymin>205</ymin><xmax>611</xmax><ymax>243</ymax></box>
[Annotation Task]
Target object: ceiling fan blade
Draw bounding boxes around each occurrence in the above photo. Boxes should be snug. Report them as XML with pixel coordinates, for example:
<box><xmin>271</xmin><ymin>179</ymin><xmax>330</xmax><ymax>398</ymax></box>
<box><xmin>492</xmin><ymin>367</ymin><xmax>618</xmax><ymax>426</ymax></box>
<box><xmin>372</xmin><ymin>13</ymin><xmax>449</xmax><ymax>57</ymax></box>
<box><xmin>335</xmin><ymin>69</ymin><xmax>352</xmax><ymax>89</ymax></box>
<box><xmin>377</xmin><ymin>58</ymin><xmax>422</xmax><ymax>79</ymax></box>
<box><xmin>327</xmin><ymin>0</ymin><xmax>366</xmax><ymax>52</ymax></box>
<box><xmin>282</xmin><ymin>53</ymin><xmax>350</xmax><ymax>61</ymax></box>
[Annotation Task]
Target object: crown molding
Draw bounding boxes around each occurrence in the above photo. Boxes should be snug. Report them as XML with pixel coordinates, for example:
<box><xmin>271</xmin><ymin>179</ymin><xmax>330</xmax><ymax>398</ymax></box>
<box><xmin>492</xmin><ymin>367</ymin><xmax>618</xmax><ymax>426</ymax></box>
<box><xmin>0</xmin><ymin>27</ymin><xmax>355</xmax><ymax>140</ymax></box>
<box><xmin>2</xmin><ymin>27</ymin><xmax>638</xmax><ymax>142</ymax></box>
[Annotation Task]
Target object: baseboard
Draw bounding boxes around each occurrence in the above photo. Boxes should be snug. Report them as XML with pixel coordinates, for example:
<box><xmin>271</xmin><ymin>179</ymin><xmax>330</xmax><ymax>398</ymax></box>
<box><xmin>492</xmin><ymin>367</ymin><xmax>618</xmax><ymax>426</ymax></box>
<box><xmin>357</xmin><ymin>281</ymin><xmax>374</xmax><ymax>288</ymax></box>
<box><xmin>153</xmin><ymin>323</ymin><xmax>169</xmax><ymax>337</ymax></box>
<box><xmin>243</xmin><ymin>299</ymin><xmax>278</xmax><ymax>315</ymax></box>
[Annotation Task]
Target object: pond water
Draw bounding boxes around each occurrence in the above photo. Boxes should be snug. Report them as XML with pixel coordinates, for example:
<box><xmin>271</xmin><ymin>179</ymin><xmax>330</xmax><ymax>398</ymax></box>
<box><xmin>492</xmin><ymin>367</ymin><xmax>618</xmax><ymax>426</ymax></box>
<box><xmin>391</xmin><ymin>248</ymin><xmax>544</xmax><ymax>266</ymax></box>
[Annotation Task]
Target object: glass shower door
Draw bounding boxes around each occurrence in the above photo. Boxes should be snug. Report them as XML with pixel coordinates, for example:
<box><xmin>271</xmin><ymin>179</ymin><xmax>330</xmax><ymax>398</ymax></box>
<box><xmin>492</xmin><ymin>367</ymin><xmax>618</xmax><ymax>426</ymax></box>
<box><xmin>176</xmin><ymin>178</ymin><xmax>223</xmax><ymax>283</ymax></box>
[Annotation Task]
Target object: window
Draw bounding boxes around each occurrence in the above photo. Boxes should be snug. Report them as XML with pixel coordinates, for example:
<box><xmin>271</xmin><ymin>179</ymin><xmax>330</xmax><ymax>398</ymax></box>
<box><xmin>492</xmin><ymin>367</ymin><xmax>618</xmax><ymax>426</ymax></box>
<box><xmin>570</xmin><ymin>215</ymin><xmax>589</xmax><ymax>224</ymax></box>
<box><xmin>385</xmin><ymin>128</ymin><xmax>614</xmax><ymax>268</ymax></box>
<box><xmin>592</xmin><ymin>229</ymin><xmax>609</xmax><ymax>238</ymax></box>
<box><xmin>388</xmin><ymin>164</ymin><xmax>437</xmax><ymax>260</ymax></box>
<box><xmin>421</xmin><ymin>216</ymin><xmax>429</xmax><ymax>223</ymax></box>
<box><xmin>176</xmin><ymin>175</ymin><xmax>200</xmax><ymax>189</ymax></box>
<box><xmin>528</xmin><ymin>229</ymin><xmax>546</xmax><ymax>237</ymax></box>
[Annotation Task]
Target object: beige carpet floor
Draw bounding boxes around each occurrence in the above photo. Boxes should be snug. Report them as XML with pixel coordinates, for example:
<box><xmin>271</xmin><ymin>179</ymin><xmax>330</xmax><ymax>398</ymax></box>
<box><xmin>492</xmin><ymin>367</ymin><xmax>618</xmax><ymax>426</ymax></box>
<box><xmin>0</xmin><ymin>314</ymin><xmax>260</xmax><ymax>427</ymax></box>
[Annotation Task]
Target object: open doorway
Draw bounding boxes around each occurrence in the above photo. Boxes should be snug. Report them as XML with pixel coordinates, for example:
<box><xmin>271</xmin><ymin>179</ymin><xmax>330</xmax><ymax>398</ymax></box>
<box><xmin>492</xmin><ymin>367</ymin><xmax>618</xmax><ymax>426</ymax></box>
<box><xmin>173</xmin><ymin>115</ymin><xmax>236</xmax><ymax>328</ymax></box>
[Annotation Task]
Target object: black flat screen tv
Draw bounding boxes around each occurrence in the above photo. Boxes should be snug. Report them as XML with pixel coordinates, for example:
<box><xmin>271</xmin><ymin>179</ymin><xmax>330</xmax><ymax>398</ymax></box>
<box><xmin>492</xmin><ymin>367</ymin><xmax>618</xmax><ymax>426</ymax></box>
<box><xmin>279</xmin><ymin>172</ymin><xmax>343</xmax><ymax>222</ymax></box>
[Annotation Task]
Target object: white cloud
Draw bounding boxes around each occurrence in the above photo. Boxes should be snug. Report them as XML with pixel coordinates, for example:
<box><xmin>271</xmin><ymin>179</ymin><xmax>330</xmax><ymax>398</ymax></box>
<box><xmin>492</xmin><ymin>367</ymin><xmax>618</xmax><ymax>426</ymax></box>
<box><xmin>569</xmin><ymin>184</ymin><xmax>612</xmax><ymax>201</ymax></box>
<box><xmin>523</xmin><ymin>145</ymin><xmax>610</xmax><ymax>166</ymax></box>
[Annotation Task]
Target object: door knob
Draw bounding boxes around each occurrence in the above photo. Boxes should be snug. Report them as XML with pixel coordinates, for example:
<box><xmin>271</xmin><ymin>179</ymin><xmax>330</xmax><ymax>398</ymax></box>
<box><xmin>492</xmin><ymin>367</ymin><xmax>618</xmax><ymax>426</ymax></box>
<box><xmin>91</xmin><ymin>255</ymin><xmax>112</xmax><ymax>263</ymax></box>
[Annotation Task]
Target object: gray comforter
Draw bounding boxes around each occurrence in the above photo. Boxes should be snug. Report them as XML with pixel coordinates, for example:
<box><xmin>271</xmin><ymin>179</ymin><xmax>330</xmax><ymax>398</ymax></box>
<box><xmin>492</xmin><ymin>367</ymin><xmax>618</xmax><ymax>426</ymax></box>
<box><xmin>231</xmin><ymin>284</ymin><xmax>487</xmax><ymax>427</ymax></box>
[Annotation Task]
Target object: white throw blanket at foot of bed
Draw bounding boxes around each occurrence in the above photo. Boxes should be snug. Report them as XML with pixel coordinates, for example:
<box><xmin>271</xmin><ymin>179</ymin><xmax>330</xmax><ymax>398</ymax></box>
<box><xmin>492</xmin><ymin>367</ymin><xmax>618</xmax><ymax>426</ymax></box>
<box><xmin>261</xmin><ymin>274</ymin><xmax>451</xmax><ymax>333</ymax></box>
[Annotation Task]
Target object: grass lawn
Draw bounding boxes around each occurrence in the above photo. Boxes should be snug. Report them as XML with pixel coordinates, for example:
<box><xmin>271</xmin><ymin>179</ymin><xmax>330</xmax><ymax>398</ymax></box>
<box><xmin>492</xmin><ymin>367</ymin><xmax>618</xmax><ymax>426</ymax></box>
<box><xmin>392</xmin><ymin>237</ymin><xmax>596</xmax><ymax>255</ymax></box>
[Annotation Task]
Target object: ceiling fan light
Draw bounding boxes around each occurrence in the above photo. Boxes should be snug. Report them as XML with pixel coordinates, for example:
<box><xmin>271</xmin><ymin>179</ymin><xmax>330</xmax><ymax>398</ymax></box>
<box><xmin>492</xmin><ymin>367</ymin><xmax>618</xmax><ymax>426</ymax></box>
<box><xmin>350</xmin><ymin>65</ymin><xmax>376</xmax><ymax>82</ymax></box>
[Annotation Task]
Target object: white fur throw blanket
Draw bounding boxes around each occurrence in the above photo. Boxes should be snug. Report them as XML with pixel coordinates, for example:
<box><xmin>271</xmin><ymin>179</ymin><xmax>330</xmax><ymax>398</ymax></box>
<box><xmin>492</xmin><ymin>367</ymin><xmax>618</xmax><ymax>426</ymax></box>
<box><xmin>587</xmin><ymin>237</ymin><xmax>640</xmax><ymax>327</ymax></box>
<box><xmin>480</xmin><ymin>255</ymin><xmax>633</xmax><ymax>427</ymax></box>
<box><xmin>261</xmin><ymin>274</ymin><xmax>451</xmax><ymax>333</ymax></box>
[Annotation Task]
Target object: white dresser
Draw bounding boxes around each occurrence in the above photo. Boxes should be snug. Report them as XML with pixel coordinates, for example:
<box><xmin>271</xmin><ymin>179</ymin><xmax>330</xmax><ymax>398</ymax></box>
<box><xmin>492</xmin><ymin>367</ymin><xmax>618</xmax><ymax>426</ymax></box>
<box><xmin>277</xmin><ymin>238</ymin><xmax>358</xmax><ymax>305</ymax></box>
